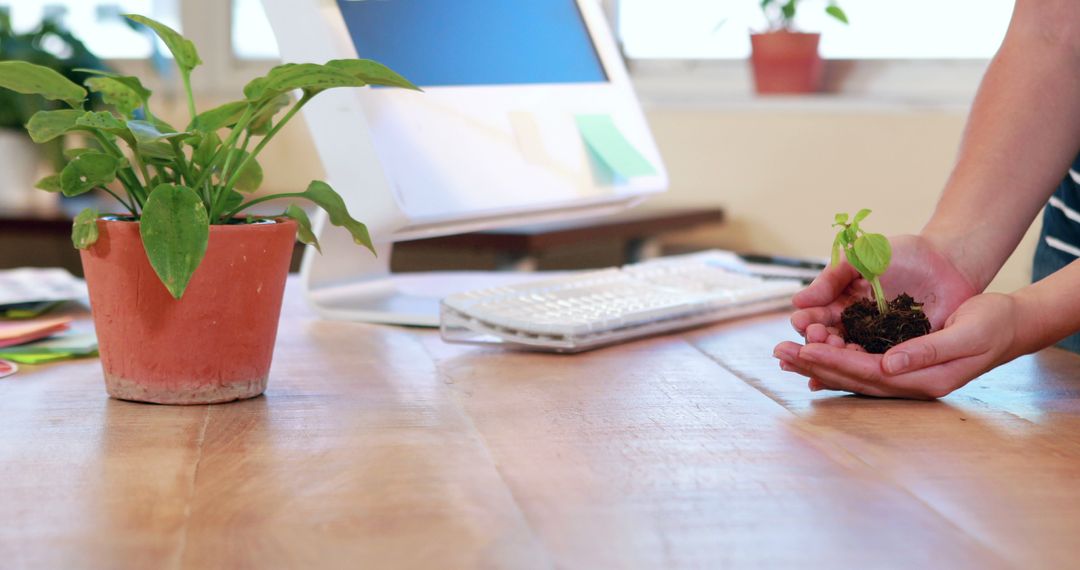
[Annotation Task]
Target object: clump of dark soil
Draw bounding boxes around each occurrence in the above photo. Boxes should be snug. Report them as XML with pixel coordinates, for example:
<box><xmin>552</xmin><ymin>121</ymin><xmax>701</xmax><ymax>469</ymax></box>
<box><xmin>840</xmin><ymin>293</ymin><xmax>931</xmax><ymax>354</ymax></box>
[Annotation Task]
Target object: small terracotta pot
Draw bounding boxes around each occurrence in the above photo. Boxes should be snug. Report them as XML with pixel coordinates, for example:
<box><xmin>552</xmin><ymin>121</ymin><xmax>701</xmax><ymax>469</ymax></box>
<box><xmin>80</xmin><ymin>218</ymin><xmax>297</xmax><ymax>405</ymax></box>
<box><xmin>749</xmin><ymin>31</ymin><xmax>823</xmax><ymax>94</ymax></box>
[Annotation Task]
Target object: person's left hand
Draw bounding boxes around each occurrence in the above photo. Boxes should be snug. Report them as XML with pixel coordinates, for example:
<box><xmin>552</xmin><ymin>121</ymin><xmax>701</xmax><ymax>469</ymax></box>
<box><xmin>773</xmin><ymin>293</ymin><xmax>1021</xmax><ymax>399</ymax></box>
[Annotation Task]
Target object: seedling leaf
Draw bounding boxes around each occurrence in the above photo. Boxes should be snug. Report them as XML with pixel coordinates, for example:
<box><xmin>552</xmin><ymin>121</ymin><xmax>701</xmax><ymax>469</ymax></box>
<box><xmin>853</xmin><ymin>233</ymin><xmax>891</xmax><ymax>276</ymax></box>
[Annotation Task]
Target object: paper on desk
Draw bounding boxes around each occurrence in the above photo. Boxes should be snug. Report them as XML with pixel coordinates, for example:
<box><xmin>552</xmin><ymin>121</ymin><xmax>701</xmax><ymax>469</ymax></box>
<box><xmin>0</xmin><ymin>268</ymin><xmax>88</xmax><ymax>307</ymax></box>
<box><xmin>0</xmin><ymin>332</ymin><xmax>98</xmax><ymax>364</ymax></box>
<box><xmin>0</xmin><ymin>316</ymin><xmax>72</xmax><ymax>348</ymax></box>
<box><xmin>575</xmin><ymin>114</ymin><xmax>657</xmax><ymax>180</ymax></box>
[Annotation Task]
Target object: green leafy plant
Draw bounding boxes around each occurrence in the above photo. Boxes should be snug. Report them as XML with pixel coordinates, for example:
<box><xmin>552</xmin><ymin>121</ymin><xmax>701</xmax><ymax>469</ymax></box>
<box><xmin>0</xmin><ymin>14</ymin><xmax>420</xmax><ymax>299</ymax></box>
<box><xmin>831</xmin><ymin>209</ymin><xmax>891</xmax><ymax>315</ymax></box>
<box><xmin>0</xmin><ymin>10</ymin><xmax>108</xmax><ymax>165</ymax></box>
<box><xmin>761</xmin><ymin>0</ymin><xmax>849</xmax><ymax>31</ymax></box>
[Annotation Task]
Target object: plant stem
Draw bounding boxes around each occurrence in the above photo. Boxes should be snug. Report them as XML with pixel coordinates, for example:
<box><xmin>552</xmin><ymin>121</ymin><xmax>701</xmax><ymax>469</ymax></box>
<box><xmin>220</xmin><ymin>129</ymin><xmax>252</xmax><ymax>187</ymax></box>
<box><xmin>222</xmin><ymin>94</ymin><xmax>311</xmax><ymax>194</ymax></box>
<box><xmin>132</xmin><ymin>149</ymin><xmax>153</xmax><ymax>188</ymax></box>
<box><xmin>100</xmin><ymin>187</ymin><xmax>138</xmax><ymax>216</ymax></box>
<box><xmin>181</xmin><ymin>70</ymin><xmax>196</xmax><ymax>123</ymax></box>
<box><xmin>870</xmin><ymin>278</ymin><xmax>889</xmax><ymax>315</ymax></box>
<box><xmin>193</xmin><ymin>105</ymin><xmax>257</xmax><ymax>191</ymax></box>
<box><xmin>222</xmin><ymin>192</ymin><xmax>306</xmax><ymax>220</ymax></box>
<box><xmin>168</xmin><ymin>138</ymin><xmax>193</xmax><ymax>186</ymax></box>
<box><xmin>92</xmin><ymin>132</ymin><xmax>146</xmax><ymax>207</ymax></box>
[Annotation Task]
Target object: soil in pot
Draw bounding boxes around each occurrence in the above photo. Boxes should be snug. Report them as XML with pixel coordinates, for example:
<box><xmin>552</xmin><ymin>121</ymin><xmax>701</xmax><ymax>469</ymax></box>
<box><xmin>840</xmin><ymin>293</ymin><xmax>931</xmax><ymax>354</ymax></box>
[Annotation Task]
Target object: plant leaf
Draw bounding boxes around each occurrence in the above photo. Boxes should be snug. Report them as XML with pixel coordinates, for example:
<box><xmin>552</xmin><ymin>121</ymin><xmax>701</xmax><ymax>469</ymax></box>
<box><xmin>222</xmin><ymin>189</ymin><xmax>244</xmax><ymax>213</ymax></box>
<box><xmin>124</xmin><ymin>14</ymin><xmax>202</xmax><ymax>73</ymax></box>
<box><xmin>853</xmin><ymin>208</ymin><xmax>871</xmax><ymax>223</ymax></box>
<box><xmin>189</xmin><ymin>100</ymin><xmax>247</xmax><ymax>132</ymax></box>
<box><xmin>63</xmin><ymin>148</ymin><xmax>98</xmax><ymax>160</ymax></box>
<box><xmin>0</xmin><ymin>60</ymin><xmax>87</xmax><ymax>108</ymax></box>
<box><xmin>127</xmin><ymin>120</ymin><xmax>186</xmax><ymax>159</ymax></box>
<box><xmin>230</xmin><ymin>150</ymin><xmax>263</xmax><ymax>192</ymax></box>
<box><xmin>75</xmin><ymin>110</ymin><xmax>134</xmax><ymax>144</ymax></box>
<box><xmin>35</xmin><ymin>174</ymin><xmax>62</xmax><ymax>193</ymax></box>
<box><xmin>243</xmin><ymin>63</ymin><xmax>364</xmax><ymax>102</ymax></box>
<box><xmin>192</xmin><ymin>131</ymin><xmax>220</xmax><ymax>168</ymax></box>
<box><xmin>60</xmin><ymin>152</ymin><xmax>118</xmax><ymax>197</ymax></box>
<box><xmin>75</xmin><ymin>68</ymin><xmax>152</xmax><ymax>101</ymax></box>
<box><xmin>781</xmin><ymin>0</ymin><xmax>796</xmax><ymax>21</ymax></box>
<box><xmin>26</xmin><ymin>109</ymin><xmax>83</xmax><ymax>143</ymax></box>
<box><xmin>71</xmin><ymin>207</ymin><xmax>100</xmax><ymax>249</ymax></box>
<box><xmin>85</xmin><ymin>76</ymin><xmax>141</xmax><ymax>117</ymax></box>
<box><xmin>833</xmin><ymin>212</ymin><xmax>848</xmax><ymax>226</ymax></box>
<box><xmin>825</xmin><ymin>5</ymin><xmax>849</xmax><ymax>24</ymax></box>
<box><xmin>325</xmin><ymin>59</ymin><xmax>421</xmax><ymax>91</ymax></box>
<box><xmin>247</xmin><ymin>94</ymin><xmax>289</xmax><ymax>136</ymax></box>
<box><xmin>843</xmin><ymin>246</ymin><xmax>873</xmax><ymax>282</ymax></box>
<box><xmin>282</xmin><ymin>204</ymin><xmax>320</xmax><ymax>253</ymax></box>
<box><xmin>139</xmin><ymin>183</ymin><xmax>209</xmax><ymax>299</ymax></box>
<box><xmin>853</xmin><ymin>233</ymin><xmax>891</xmax><ymax>277</ymax></box>
<box><xmin>297</xmin><ymin>180</ymin><xmax>374</xmax><ymax>254</ymax></box>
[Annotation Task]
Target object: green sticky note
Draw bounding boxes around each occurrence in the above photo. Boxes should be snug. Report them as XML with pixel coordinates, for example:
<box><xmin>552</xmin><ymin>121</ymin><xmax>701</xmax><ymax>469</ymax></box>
<box><xmin>575</xmin><ymin>114</ymin><xmax>657</xmax><ymax>179</ymax></box>
<box><xmin>0</xmin><ymin>350</ymin><xmax>97</xmax><ymax>365</ymax></box>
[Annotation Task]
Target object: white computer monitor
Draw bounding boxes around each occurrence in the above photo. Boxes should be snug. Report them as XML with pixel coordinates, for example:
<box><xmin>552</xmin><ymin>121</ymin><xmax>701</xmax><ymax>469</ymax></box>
<box><xmin>261</xmin><ymin>0</ymin><xmax>668</xmax><ymax>325</ymax></box>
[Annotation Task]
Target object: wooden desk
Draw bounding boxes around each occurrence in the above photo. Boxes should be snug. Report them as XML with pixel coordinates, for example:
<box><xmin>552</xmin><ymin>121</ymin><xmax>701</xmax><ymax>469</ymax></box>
<box><xmin>4</xmin><ymin>281</ymin><xmax>1080</xmax><ymax>568</ymax></box>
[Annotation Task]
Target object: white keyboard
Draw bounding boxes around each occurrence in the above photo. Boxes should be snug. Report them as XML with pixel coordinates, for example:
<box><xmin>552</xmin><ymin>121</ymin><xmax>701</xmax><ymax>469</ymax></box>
<box><xmin>439</xmin><ymin>251</ymin><xmax>804</xmax><ymax>353</ymax></box>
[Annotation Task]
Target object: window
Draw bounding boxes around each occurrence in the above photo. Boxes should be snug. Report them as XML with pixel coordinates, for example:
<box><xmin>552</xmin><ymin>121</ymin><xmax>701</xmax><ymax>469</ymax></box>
<box><xmin>0</xmin><ymin>0</ymin><xmax>180</xmax><ymax>60</ymax></box>
<box><xmin>619</xmin><ymin>0</ymin><xmax>1014</xmax><ymax>60</ymax></box>
<box><xmin>232</xmin><ymin>0</ymin><xmax>278</xmax><ymax>61</ymax></box>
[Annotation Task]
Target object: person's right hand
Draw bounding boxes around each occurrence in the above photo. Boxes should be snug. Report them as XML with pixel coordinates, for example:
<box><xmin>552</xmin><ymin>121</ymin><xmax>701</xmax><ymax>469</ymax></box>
<box><xmin>789</xmin><ymin>234</ymin><xmax>979</xmax><ymax>338</ymax></box>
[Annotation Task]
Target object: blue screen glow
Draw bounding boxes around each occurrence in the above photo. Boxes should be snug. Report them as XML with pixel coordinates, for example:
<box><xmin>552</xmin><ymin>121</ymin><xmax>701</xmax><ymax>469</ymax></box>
<box><xmin>335</xmin><ymin>0</ymin><xmax>608</xmax><ymax>87</ymax></box>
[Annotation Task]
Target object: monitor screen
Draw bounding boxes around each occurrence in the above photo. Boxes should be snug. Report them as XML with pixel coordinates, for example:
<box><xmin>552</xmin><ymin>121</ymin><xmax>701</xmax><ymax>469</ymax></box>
<box><xmin>335</xmin><ymin>0</ymin><xmax>608</xmax><ymax>87</ymax></box>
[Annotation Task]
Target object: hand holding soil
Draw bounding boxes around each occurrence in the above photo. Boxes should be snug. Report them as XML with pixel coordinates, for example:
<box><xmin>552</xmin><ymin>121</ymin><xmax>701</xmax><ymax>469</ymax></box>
<box><xmin>776</xmin><ymin>231</ymin><xmax>983</xmax><ymax>398</ymax></box>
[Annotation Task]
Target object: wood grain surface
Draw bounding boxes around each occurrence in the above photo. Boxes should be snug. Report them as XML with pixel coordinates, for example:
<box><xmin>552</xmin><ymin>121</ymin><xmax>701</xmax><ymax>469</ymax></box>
<box><xmin>2</xmin><ymin>279</ymin><xmax>1078</xmax><ymax>569</ymax></box>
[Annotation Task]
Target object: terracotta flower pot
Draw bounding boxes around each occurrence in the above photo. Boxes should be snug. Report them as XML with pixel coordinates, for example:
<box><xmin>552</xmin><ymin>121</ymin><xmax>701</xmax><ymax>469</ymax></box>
<box><xmin>80</xmin><ymin>218</ymin><xmax>297</xmax><ymax>405</ymax></box>
<box><xmin>749</xmin><ymin>31</ymin><xmax>823</xmax><ymax>94</ymax></box>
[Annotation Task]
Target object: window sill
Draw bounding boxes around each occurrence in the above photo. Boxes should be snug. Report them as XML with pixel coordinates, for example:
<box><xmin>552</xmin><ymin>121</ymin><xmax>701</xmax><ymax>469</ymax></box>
<box><xmin>629</xmin><ymin>58</ymin><xmax>988</xmax><ymax>114</ymax></box>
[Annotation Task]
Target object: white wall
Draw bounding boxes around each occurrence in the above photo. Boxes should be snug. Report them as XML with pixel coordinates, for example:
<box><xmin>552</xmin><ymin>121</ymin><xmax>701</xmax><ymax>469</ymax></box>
<box><xmin>169</xmin><ymin>96</ymin><xmax>1040</xmax><ymax>293</ymax></box>
<box><xmin>641</xmin><ymin>104</ymin><xmax>1041</xmax><ymax>293</ymax></box>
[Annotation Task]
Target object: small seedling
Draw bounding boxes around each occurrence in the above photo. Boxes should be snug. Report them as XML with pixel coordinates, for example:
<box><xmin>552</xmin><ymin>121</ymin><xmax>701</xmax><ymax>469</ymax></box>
<box><xmin>831</xmin><ymin>209</ymin><xmax>891</xmax><ymax>315</ymax></box>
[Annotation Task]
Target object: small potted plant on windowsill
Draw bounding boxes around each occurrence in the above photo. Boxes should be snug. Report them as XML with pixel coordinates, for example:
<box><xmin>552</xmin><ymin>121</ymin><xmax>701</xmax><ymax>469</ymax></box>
<box><xmin>0</xmin><ymin>11</ymin><xmax>107</xmax><ymax>212</ymax></box>
<box><xmin>751</xmin><ymin>0</ymin><xmax>848</xmax><ymax>94</ymax></box>
<box><xmin>0</xmin><ymin>14</ymin><xmax>420</xmax><ymax>404</ymax></box>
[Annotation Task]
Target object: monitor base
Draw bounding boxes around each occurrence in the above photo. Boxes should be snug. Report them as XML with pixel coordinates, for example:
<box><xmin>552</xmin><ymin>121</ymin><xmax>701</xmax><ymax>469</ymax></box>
<box><xmin>305</xmin><ymin>270</ymin><xmax>566</xmax><ymax>327</ymax></box>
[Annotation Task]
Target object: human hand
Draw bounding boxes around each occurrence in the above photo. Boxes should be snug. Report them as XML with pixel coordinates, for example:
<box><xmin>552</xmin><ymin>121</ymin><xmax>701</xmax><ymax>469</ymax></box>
<box><xmin>789</xmin><ymin>234</ymin><xmax>979</xmax><ymax>337</ymax></box>
<box><xmin>774</xmin><ymin>293</ymin><xmax>1021</xmax><ymax>399</ymax></box>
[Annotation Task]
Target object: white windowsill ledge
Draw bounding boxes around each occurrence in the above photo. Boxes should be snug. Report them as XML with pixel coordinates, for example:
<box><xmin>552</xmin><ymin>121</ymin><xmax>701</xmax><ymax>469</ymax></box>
<box><xmin>629</xmin><ymin>58</ymin><xmax>987</xmax><ymax>114</ymax></box>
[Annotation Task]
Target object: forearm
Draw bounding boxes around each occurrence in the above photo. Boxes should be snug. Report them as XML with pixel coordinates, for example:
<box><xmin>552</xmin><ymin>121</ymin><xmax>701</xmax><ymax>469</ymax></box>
<box><xmin>1009</xmin><ymin>258</ymin><xmax>1080</xmax><ymax>357</ymax></box>
<box><xmin>921</xmin><ymin>0</ymin><xmax>1080</xmax><ymax>290</ymax></box>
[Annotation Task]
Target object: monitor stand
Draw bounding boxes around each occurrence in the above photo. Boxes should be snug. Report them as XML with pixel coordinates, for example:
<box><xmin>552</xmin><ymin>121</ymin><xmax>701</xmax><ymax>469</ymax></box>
<box><xmin>300</xmin><ymin>232</ymin><xmax>560</xmax><ymax>327</ymax></box>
